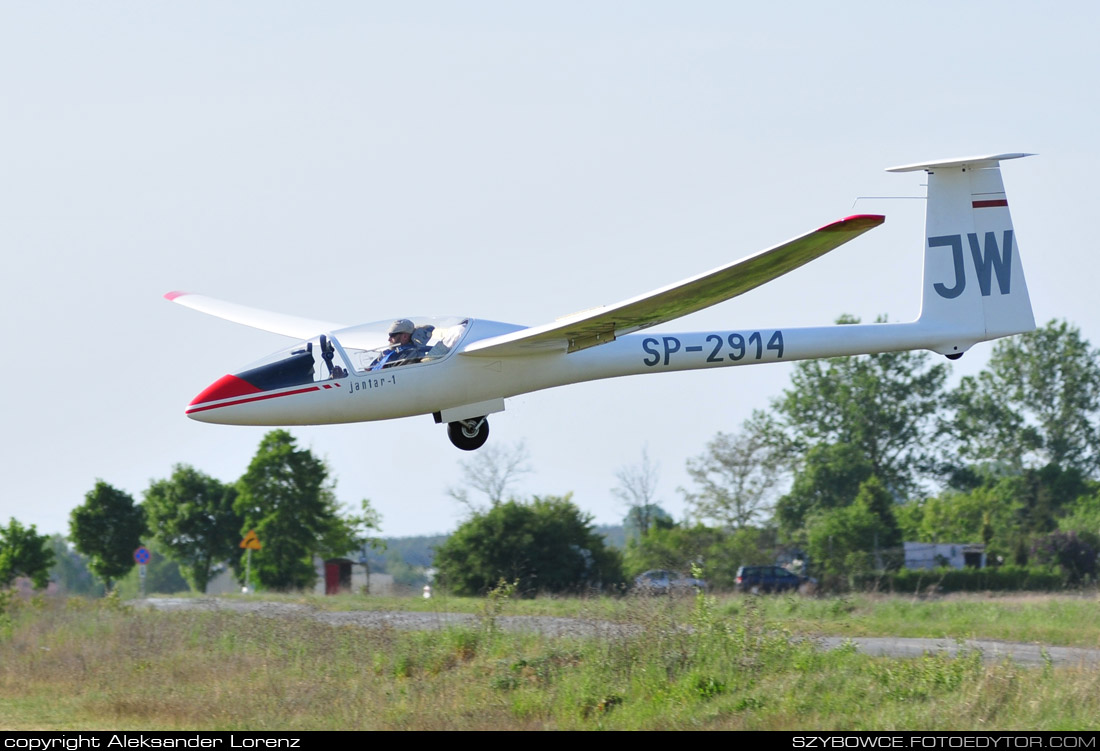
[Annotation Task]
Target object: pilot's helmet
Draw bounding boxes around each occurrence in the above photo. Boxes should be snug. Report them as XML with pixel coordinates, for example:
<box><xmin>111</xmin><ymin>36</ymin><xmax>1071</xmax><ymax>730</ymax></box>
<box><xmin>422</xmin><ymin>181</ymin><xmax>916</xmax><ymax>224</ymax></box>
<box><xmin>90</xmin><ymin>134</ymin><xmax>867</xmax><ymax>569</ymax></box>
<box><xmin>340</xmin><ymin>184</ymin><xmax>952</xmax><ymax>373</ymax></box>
<box><xmin>388</xmin><ymin>319</ymin><xmax>415</xmax><ymax>336</ymax></box>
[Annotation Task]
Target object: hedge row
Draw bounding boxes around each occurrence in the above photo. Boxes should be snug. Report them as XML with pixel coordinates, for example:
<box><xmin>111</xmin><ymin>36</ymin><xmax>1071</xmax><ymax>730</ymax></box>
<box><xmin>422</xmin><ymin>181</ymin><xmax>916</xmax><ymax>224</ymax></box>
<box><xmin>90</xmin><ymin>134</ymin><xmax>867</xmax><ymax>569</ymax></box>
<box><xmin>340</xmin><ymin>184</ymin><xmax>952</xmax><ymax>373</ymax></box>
<box><xmin>852</xmin><ymin>565</ymin><xmax>1067</xmax><ymax>593</ymax></box>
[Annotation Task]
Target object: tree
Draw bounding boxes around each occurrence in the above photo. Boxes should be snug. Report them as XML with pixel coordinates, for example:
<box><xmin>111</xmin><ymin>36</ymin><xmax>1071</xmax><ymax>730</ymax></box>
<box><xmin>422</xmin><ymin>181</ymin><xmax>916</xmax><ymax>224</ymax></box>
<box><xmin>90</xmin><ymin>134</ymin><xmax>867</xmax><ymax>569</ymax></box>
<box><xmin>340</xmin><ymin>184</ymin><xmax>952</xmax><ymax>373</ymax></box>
<box><xmin>613</xmin><ymin>448</ymin><xmax>666</xmax><ymax>538</ymax></box>
<box><xmin>447</xmin><ymin>441</ymin><xmax>532</xmax><ymax>512</ymax></box>
<box><xmin>434</xmin><ymin>494</ymin><xmax>624</xmax><ymax>596</ymax></box>
<box><xmin>69</xmin><ymin>480</ymin><xmax>147</xmax><ymax>591</ymax></box>
<box><xmin>234</xmin><ymin>430</ymin><xmax>361</xmax><ymax>591</ymax></box>
<box><xmin>144</xmin><ymin>464</ymin><xmax>242</xmax><ymax>593</ymax></box>
<box><xmin>681</xmin><ymin>427</ymin><xmax>782</xmax><ymax>530</ymax></box>
<box><xmin>804</xmin><ymin>476</ymin><xmax>902</xmax><ymax>585</ymax></box>
<box><xmin>1030</xmin><ymin>531</ymin><xmax>1098</xmax><ymax>585</ymax></box>
<box><xmin>774</xmin><ymin>442</ymin><xmax>873</xmax><ymax>538</ymax></box>
<box><xmin>906</xmin><ymin>491</ymin><xmax>997</xmax><ymax>545</ymax></box>
<box><xmin>1059</xmin><ymin>490</ymin><xmax>1100</xmax><ymax>539</ymax></box>
<box><xmin>0</xmin><ymin>519</ymin><xmax>56</xmax><ymax>589</ymax></box>
<box><xmin>767</xmin><ymin>315</ymin><xmax>949</xmax><ymax>498</ymax></box>
<box><xmin>951</xmin><ymin>320</ymin><xmax>1100</xmax><ymax>476</ymax></box>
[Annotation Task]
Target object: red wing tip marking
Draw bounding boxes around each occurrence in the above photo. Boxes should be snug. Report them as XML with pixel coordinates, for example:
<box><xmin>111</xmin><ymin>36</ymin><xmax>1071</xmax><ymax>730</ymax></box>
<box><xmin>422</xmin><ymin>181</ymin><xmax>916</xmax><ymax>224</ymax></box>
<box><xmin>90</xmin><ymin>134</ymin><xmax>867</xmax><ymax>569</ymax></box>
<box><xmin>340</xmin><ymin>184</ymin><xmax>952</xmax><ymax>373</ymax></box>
<box><xmin>973</xmin><ymin>199</ymin><xmax>1009</xmax><ymax>208</ymax></box>
<box><xmin>819</xmin><ymin>214</ymin><xmax>886</xmax><ymax>233</ymax></box>
<box><xmin>164</xmin><ymin>291</ymin><xmax>189</xmax><ymax>301</ymax></box>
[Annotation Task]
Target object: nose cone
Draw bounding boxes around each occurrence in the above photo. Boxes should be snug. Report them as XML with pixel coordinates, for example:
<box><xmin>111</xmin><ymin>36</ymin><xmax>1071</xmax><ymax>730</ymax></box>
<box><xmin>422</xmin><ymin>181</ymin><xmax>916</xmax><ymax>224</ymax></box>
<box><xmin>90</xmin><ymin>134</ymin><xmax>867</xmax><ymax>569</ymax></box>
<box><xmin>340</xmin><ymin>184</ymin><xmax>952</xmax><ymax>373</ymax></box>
<box><xmin>186</xmin><ymin>374</ymin><xmax>263</xmax><ymax>420</ymax></box>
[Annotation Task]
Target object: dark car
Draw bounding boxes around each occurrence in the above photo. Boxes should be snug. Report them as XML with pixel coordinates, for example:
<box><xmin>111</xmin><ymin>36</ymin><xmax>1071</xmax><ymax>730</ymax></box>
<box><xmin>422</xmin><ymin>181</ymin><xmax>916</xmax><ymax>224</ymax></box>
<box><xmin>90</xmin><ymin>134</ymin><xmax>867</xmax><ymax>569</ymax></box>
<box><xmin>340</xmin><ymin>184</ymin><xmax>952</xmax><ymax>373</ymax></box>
<box><xmin>633</xmin><ymin>569</ymin><xmax>707</xmax><ymax>594</ymax></box>
<box><xmin>735</xmin><ymin>565</ymin><xmax>815</xmax><ymax>594</ymax></box>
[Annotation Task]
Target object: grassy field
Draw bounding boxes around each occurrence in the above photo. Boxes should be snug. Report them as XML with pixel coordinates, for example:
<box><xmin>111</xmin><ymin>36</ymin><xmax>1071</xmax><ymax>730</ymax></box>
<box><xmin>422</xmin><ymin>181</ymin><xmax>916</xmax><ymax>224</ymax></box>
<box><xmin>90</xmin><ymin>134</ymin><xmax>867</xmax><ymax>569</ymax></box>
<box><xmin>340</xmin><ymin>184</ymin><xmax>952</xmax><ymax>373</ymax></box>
<box><xmin>2</xmin><ymin>589</ymin><xmax>1099</xmax><ymax>730</ymax></box>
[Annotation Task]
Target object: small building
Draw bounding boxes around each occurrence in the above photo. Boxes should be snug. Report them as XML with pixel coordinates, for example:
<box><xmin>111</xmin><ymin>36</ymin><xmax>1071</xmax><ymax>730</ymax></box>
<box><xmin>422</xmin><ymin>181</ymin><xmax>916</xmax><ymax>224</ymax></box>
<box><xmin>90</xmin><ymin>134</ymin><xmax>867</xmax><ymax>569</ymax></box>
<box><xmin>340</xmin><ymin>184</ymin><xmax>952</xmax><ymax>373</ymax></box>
<box><xmin>903</xmin><ymin>542</ymin><xmax>985</xmax><ymax>570</ymax></box>
<box><xmin>313</xmin><ymin>557</ymin><xmax>393</xmax><ymax>595</ymax></box>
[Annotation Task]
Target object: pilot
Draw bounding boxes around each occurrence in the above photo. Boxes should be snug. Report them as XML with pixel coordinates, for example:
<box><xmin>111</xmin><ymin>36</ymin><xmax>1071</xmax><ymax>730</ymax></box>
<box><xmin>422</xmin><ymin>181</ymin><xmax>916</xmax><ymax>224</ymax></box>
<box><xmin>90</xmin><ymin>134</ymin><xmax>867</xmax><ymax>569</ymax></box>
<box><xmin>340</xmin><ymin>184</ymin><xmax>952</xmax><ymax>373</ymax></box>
<box><xmin>370</xmin><ymin>319</ymin><xmax>424</xmax><ymax>370</ymax></box>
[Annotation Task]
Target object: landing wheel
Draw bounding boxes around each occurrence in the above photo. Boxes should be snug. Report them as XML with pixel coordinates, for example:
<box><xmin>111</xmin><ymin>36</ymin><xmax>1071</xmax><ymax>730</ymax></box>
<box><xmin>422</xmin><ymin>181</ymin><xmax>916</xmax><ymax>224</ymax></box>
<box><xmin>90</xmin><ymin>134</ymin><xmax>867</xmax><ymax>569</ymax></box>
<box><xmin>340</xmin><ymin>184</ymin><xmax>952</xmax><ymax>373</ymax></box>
<box><xmin>447</xmin><ymin>417</ymin><xmax>489</xmax><ymax>451</ymax></box>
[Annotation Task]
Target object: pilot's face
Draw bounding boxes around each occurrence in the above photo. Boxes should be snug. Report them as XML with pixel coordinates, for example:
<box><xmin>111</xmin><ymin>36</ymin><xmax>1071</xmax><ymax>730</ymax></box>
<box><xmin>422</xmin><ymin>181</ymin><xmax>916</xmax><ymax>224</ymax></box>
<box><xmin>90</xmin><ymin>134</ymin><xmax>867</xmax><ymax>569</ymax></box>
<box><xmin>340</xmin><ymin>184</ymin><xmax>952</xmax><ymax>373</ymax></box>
<box><xmin>389</xmin><ymin>332</ymin><xmax>411</xmax><ymax>345</ymax></box>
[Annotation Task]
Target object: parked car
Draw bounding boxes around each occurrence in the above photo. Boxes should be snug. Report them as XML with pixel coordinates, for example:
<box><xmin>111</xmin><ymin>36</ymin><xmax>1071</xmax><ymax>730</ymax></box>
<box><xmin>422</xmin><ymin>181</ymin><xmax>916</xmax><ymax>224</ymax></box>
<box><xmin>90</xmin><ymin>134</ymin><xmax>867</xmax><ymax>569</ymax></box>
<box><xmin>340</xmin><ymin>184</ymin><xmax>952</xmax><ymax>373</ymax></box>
<box><xmin>735</xmin><ymin>565</ymin><xmax>815</xmax><ymax>594</ymax></box>
<box><xmin>633</xmin><ymin>569</ymin><xmax>707</xmax><ymax>594</ymax></box>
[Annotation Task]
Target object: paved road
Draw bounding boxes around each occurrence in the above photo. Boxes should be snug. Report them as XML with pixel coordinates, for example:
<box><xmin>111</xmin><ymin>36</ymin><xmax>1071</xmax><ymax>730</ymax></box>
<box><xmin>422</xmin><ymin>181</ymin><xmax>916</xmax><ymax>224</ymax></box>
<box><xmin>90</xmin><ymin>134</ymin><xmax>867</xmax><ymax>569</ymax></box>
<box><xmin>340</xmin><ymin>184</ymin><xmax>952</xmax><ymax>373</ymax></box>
<box><xmin>137</xmin><ymin>598</ymin><xmax>1100</xmax><ymax>667</ymax></box>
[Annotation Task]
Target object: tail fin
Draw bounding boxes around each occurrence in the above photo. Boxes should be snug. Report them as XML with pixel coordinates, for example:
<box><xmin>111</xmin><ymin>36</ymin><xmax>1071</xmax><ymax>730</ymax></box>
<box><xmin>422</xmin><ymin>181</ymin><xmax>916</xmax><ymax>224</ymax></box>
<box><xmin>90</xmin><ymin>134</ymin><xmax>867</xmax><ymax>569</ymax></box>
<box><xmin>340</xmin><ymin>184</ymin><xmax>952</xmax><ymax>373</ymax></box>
<box><xmin>888</xmin><ymin>153</ymin><xmax>1036</xmax><ymax>357</ymax></box>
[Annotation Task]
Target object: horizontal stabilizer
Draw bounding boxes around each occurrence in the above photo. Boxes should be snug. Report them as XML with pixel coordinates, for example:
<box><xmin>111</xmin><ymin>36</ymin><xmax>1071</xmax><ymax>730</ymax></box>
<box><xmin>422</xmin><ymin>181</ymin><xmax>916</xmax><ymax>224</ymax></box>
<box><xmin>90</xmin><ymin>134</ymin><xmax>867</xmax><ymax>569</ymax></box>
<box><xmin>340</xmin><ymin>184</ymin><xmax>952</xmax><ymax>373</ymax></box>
<box><xmin>887</xmin><ymin>153</ymin><xmax>1034</xmax><ymax>173</ymax></box>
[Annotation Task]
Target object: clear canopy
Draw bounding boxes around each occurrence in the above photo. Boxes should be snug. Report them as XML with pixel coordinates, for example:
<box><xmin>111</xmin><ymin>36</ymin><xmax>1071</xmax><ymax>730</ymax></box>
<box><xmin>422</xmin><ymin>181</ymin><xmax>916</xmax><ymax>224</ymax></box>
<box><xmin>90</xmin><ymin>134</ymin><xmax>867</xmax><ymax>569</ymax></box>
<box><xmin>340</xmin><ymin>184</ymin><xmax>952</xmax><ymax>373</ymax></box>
<box><xmin>232</xmin><ymin>316</ymin><xmax>471</xmax><ymax>390</ymax></box>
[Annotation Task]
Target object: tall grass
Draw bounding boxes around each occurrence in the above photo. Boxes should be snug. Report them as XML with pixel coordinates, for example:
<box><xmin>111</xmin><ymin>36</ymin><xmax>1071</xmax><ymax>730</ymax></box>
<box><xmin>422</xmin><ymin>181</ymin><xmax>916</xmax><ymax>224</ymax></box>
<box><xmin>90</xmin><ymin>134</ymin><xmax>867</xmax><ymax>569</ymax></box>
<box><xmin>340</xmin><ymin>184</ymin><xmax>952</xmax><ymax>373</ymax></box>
<box><xmin>1</xmin><ymin>590</ymin><xmax>1099</xmax><ymax>730</ymax></box>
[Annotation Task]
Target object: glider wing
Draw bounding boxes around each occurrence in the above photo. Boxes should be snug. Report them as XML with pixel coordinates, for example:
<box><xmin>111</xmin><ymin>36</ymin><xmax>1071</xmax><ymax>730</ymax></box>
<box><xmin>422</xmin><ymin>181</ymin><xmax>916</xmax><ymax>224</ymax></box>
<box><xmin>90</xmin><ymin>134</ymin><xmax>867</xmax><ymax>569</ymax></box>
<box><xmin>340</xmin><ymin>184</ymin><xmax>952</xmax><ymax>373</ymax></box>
<box><xmin>164</xmin><ymin>291</ymin><xmax>347</xmax><ymax>340</ymax></box>
<box><xmin>461</xmin><ymin>214</ymin><xmax>884</xmax><ymax>357</ymax></box>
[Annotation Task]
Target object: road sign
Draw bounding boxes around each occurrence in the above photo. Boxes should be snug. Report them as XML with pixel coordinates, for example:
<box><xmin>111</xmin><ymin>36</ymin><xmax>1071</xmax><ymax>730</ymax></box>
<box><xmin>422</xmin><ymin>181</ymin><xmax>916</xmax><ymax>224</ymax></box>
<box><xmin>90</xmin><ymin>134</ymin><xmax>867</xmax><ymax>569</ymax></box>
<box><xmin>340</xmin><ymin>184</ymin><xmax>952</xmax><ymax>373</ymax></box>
<box><xmin>240</xmin><ymin>530</ymin><xmax>262</xmax><ymax>550</ymax></box>
<box><xmin>134</xmin><ymin>546</ymin><xmax>150</xmax><ymax>564</ymax></box>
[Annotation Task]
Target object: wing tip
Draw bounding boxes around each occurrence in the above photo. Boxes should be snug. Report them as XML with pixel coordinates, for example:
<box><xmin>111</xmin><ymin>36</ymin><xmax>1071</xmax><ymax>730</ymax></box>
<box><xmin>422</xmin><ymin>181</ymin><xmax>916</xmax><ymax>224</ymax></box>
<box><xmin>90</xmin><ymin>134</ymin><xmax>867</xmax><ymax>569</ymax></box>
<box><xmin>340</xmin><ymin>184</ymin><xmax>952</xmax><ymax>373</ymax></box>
<box><xmin>164</xmin><ymin>290</ymin><xmax>189</xmax><ymax>301</ymax></box>
<box><xmin>819</xmin><ymin>214</ymin><xmax>885</xmax><ymax>233</ymax></box>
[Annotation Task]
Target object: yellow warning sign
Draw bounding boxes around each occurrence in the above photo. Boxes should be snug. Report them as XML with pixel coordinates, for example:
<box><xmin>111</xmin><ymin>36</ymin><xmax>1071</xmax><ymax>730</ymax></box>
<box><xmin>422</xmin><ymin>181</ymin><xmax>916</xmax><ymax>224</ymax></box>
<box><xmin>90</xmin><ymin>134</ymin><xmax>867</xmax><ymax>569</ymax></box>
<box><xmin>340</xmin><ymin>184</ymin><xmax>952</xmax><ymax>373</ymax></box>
<box><xmin>240</xmin><ymin>530</ymin><xmax>262</xmax><ymax>550</ymax></box>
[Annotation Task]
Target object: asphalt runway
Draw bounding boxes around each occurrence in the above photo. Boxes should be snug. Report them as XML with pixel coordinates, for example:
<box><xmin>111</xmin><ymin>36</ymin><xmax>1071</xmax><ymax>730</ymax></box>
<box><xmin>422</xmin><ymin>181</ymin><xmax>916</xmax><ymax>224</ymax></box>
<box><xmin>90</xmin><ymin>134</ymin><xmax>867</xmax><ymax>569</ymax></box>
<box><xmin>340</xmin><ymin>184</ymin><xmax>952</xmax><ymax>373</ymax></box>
<box><xmin>136</xmin><ymin>598</ymin><xmax>1100</xmax><ymax>668</ymax></box>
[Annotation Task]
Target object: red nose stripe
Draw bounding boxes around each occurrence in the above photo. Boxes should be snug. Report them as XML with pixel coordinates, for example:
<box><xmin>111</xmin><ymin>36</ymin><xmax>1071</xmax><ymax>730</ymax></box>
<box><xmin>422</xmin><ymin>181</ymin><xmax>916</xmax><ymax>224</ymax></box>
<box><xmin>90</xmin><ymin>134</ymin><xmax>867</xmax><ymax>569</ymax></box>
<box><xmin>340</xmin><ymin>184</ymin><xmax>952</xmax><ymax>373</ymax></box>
<box><xmin>186</xmin><ymin>385</ymin><xmax>321</xmax><ymax>414</ymax></box>
<box><xmin>189</xmin><ymin>374</ymin><xmax>263</xmax><ymax>406</ymax></box>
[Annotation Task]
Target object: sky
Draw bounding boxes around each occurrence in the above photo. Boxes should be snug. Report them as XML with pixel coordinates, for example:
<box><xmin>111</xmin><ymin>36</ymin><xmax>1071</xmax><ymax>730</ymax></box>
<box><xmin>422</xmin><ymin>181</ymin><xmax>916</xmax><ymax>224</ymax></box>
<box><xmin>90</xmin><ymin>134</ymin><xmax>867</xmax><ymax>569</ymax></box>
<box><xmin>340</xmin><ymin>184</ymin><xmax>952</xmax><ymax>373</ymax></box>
<box><xmin>2</xmin><ymin>1</ymin><xmax>1098</xmax><ymax>540</ymax></box>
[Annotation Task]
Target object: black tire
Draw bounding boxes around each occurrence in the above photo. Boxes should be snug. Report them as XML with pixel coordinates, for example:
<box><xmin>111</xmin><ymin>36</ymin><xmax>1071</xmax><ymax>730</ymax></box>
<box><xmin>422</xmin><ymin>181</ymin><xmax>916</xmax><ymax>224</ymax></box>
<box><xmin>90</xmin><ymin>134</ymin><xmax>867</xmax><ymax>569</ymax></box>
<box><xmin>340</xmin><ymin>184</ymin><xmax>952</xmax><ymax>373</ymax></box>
<box><xmin>447</xmin><ymin>418</ymin><xmax>490</xmax><ymax>451</ymax></box>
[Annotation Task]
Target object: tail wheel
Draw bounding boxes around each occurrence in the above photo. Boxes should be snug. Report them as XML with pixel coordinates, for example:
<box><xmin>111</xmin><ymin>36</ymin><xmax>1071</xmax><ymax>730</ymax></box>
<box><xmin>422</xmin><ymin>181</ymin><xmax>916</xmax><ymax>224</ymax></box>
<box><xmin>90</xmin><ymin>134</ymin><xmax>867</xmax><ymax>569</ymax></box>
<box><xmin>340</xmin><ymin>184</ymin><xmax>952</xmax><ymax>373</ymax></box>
<box><xmin>447</xmin><ymin>417</ymin><xmax>489</xmax><ymax>451</ymax></box>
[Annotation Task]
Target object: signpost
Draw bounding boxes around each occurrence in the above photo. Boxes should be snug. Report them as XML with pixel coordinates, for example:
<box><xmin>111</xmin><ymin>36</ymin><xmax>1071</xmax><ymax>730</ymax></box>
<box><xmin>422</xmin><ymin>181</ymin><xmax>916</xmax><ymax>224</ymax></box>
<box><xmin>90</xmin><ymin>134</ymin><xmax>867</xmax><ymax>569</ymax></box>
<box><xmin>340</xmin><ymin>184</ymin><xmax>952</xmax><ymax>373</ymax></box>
<box><xmin>239</xmin><ymin>531</ymin><xmax>261</xmax><ymax>594</ymax></box>
<box><xmin>133</xmin><ymin>546</ymin><xmax>150</xmax><ymax>599</ymax></box>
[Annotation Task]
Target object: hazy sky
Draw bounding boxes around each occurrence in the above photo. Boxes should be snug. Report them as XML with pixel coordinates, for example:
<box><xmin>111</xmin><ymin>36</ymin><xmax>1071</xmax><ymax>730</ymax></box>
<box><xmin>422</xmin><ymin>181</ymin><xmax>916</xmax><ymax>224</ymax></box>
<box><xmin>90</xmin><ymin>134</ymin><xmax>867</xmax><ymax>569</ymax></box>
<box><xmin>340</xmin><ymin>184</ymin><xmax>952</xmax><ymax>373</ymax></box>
<box><xmin>2</xmin><ymin>2</ymin><xmax>1097</xmax><ymax>539</ymax></box>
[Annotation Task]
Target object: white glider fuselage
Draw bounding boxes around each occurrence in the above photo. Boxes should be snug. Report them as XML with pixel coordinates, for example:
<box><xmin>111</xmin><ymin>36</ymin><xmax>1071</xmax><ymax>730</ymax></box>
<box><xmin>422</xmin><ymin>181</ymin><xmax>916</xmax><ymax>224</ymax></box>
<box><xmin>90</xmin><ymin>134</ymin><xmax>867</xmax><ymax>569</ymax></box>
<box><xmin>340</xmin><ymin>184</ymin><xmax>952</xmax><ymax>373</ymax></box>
<box><xmin>184</xmin><ymin>318</ymin><xmax>983</xmax><ymax>428</ymax></box>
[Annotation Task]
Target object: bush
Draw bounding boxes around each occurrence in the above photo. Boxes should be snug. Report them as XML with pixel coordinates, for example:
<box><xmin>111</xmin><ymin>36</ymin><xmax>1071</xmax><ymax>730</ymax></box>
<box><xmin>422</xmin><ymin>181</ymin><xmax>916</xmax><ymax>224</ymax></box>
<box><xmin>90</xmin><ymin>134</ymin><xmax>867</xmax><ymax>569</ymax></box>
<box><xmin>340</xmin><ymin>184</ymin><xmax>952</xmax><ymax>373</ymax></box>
<box><xmin>434</xmin><ymin>495</ymin><xmax>625</xmax><ymax>597</ymax></box>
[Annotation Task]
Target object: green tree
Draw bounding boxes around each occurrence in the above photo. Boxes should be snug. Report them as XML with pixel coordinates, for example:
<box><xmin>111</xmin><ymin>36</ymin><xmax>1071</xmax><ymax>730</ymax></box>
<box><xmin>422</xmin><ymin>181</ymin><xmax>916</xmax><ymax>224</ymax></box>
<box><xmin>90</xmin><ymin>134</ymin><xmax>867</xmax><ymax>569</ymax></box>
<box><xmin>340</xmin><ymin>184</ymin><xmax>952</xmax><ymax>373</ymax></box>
<box><xmin>434</xmin><ymin>494</ymin><xmax>624</xmax><ymax>597</ymax></box>
<box><xmin>855</xmin><ymin>475</ymin><xmax>902</xmax><ymax>553</ymax></box>
<box><xmin>682</xmin><ymin>428</ymin><xmax>782</xmax><ymax>530</ymax></box>
<box><xmin>69</xmin><ymin>481</ymin><xmax>147</xmax><ymax>591</ymax></box>
<box><xmin>0</xmin><ymin>519</ymin><xmax>56</xmax><ymax>589</ymax></box>
<box><xmin>765</xmin><ymin>315</ymin><xmax>949</xmax><ymax>498</ymax></box>
<box><xmin>774</xmin><ymin>442</ymin><xmax>873</xmax><ymax>538</ymax></box>
<box><xmin>805</xmin><ymin>496</ymin><xmax>879</xmax><ymax>584</ymax></box>
<box><xmin>144</xmin><ymin>464</ymin><xmax>242</xmax><ymax>593</ymax></box>
<box><xmin>951</xmin><ymin>320</ymin><xmax>1100</xmax><ymax>475</ymax></box>
<box><xmin>804</xmin><ymin>476</ymin><xmax>903</xmax><ymax>585</ymax></box>
<box><xmin>234</xmin><ymin>430</ymin><xmax>362</xmax><ymax>591</ymax></box>
<box><xmin>1059</xmin><ymin>490</ymin><xmax>1100</xmax><ymax>539</ymax></box>
<box><xmin>908</xmin><ymin>491</ymin><xmax>997</xmax><ymax>545</ymax></box>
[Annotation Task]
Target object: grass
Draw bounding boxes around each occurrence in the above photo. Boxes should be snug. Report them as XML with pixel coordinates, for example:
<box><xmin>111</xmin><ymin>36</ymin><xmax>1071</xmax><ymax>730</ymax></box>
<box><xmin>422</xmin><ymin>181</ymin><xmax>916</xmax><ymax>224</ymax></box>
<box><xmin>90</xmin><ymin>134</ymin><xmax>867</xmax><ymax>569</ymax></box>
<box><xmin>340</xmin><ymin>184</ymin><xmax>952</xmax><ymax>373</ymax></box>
<box><xmin>718</xmin><ymin>591</ymin><xmax>1100</xmax><ymax>648</ymax></box>
<box><xmin>1</xmin><ymin>590</ymin><xmax>1099</xmax><ymax>730</ymax></box>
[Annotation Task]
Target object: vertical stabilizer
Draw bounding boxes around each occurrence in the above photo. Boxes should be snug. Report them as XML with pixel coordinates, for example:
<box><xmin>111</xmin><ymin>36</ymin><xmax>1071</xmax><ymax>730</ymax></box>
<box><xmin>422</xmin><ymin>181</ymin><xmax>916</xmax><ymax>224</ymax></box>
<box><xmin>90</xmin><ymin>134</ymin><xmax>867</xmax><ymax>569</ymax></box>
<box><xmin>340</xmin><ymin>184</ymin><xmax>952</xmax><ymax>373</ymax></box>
<box><xmin>887</xmin><ymin>153</ymin><xmax>1036</xmax><ymax>356</ymax></box>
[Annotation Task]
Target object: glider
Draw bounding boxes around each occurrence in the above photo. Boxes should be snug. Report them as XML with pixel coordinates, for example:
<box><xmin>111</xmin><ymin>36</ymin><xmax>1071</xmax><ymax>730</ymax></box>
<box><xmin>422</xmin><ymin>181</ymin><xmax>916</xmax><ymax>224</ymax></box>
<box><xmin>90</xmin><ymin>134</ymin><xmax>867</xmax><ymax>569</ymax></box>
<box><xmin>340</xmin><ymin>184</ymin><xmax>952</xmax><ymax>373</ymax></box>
<box><xmin>166</xmin><ymin>153</ymin><xmax>1036</xmax><ymax>450</ymax></box>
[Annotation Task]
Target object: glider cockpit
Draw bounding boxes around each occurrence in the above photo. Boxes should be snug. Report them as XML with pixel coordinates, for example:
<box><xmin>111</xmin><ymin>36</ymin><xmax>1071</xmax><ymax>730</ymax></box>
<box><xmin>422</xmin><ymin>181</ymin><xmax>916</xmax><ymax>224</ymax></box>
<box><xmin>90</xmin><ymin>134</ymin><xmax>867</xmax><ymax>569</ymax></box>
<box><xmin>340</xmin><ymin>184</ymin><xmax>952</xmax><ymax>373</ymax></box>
<box><xmin>188</xmin><ymin>316</ymin><xmax>471</xmax><ymax>410</ymax></box>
